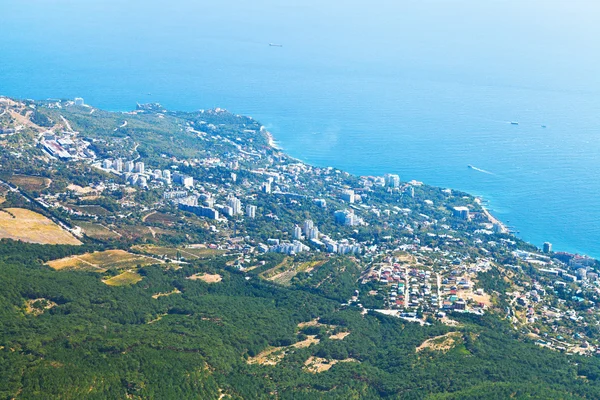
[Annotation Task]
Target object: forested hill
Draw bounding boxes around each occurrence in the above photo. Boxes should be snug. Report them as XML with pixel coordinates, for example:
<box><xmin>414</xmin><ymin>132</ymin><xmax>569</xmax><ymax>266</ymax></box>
<box><xmin>1</xmin><ymin>241</ymin><xmax>600</xmax><ymax>399</ymax></box>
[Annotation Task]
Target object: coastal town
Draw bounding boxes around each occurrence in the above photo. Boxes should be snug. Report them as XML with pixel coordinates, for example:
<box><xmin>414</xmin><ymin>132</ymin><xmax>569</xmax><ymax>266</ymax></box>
<box><xmin>1</xmin><ymin>95</ymin><xmax>600</xmax><ymax>356</ymax></box>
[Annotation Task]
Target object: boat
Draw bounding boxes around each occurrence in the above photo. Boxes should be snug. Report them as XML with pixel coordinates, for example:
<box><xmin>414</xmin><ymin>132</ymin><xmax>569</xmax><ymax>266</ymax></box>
<box><xmin>269</xmin><ymin>43</ymin><xmax>283</xmax><ymax>47</ymax></box>
<box><xmin>468</xmin><ymin>164</ymin><xmax>474</xmax><ymax>169</ymax></box>
<box><xmin>510</xmin><ymin>121</ymin><xmax>519</xmax><ymax>125</ymax></box>
<box><xmin>541</xmin><ymin>125</ymin><xmax>547</xmax><ymax>128</ymax></box>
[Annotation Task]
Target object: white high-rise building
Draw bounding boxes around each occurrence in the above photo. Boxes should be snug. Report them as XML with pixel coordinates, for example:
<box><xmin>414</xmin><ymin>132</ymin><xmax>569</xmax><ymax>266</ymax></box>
<box><xmin>135</xmin><ymin>162</ymin><xmax>145</xmax><ymax>174</ymax></box>
<box><xmin>303</xmin><ymin>220</ymin><xmax>314</xmax><ymax>237</ymax></box>
<box><xmin>293</xmin><ymin>225</ymin><xmax>303</xmax><ymax>240</ymax></box>
<box><xmin>74</xmin><ymin>97</ymin><xmax>85</xmax><ymax>106</ymax></box>
<box><xmin>341</xmin><ymin>189</ymin><xmax>355</xmax><ymax>203</ymax></box>
<box><xmin>384</xmin><ymin>174</ymin><xmax>401</xmax><ymax>188</ymax></box>
<box><xmin>163</xmin><ymin>170</ymin><xmax>171</xmax><ymax>180</ymax></box>
<box><xmin>114</xmin><ymin>158</ymin><xmax>123</xmax><ymax>172</ymax></box>
<box><xmin>262</xmin><ymin>181</ymin><xmax>272</xmax><ymax>194</ymax></box>
<box><xmin>246</xmin><ymin>205</ymin><xmax>256</xmax><ymax>219</ymax></box>
<box><xmin>307</xmin><ymin>226</ymin><xmax>319</xmax><ymax>240</ymax></box>
<box><xmin>125</xmin><ymin>160</ymin><xmax>135</xmax><ymax>173</ymax></box>
<box><xmin>102</xmin><ymin>159</ymin><xmax>112</xmax><ymax>169</ymax></box>
<box><xmin>227</xmin><ymin>196</ymin><xmax>242</xmax><ymax>215</ymax></box>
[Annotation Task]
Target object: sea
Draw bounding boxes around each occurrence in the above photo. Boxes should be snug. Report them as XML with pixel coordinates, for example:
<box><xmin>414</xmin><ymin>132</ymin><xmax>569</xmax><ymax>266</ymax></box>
<box><xmin>1</xmin><ymin>0</ymin><xmax>599</xmax><ymax>257</ymax></box>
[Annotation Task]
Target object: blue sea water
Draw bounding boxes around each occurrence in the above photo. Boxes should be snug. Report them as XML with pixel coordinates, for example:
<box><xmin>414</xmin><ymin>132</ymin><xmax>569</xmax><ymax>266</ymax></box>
<box><xmin>1</xmin><ymin>0</ymin><xmax>600</xmax><ymax>257</ymax></box>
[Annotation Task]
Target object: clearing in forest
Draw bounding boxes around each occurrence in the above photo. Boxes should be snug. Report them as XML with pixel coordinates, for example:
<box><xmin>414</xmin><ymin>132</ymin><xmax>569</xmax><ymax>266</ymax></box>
<box><xmin>47</xmin><ymin>249</ymin><xmax>161</xmax><ymax>271</ymax></box>
<box><xmin>0</xmin><ymin>208</ymin><xmax>81</xmax><ymax>245</ymax></box>
<box><xmin>187</xmin><ymin>273</ymin><xmax>222</xmax><ymax>283</ymax></box>
<box><xmin>103</xmin><ymin>271</ymin><xmax>143</xmax><ymax>286</ymax></box>
<box><xmin>152</xmin><ymin>289</ymin><xmax>182</xmax><ymax>299</ymax></box>
<box><xmin>303</xmin><ymin>357</ymin><xmax>359</xmax><ymax>373</ymax></box>
<box><xmin>247</xmin><ymin>336</ymin><xmax>321</xmax><ymax>366</ymax></box>
<box><xmin>416</xmin><ymin>332</ymin><xmax>463</xmax><ymax>353</ymax></box>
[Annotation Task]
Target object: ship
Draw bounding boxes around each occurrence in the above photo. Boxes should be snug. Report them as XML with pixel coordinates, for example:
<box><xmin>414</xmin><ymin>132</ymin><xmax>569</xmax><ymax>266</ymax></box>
<box><xmin>510</xmin><ymin>121</ymin><xmax>519</xmax><ymax>125</ymax></box>
<box><xmin>269</xmin><ymin>43</ymin><xmax>283</xmax><ymax>47</ymax></box>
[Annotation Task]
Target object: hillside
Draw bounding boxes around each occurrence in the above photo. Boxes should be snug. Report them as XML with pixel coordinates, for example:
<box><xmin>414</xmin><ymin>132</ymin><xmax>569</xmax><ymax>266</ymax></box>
<box><xmin>1</xmin><ymin>96</ymin><xmax>600</xmax><ymax>399</ymax></box>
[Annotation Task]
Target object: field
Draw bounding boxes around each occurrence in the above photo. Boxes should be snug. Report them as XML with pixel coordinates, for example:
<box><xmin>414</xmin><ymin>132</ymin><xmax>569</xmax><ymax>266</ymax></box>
<box><xmin>132</xmin><ymin>245</ymin><xmax>225</xmax><ymax>260</ymax></box>
<box><xmin>47</xmin><ymin>250</ymin><xmax>161</xmax><ymax>272</ymax></box>
<box><xmin>103</xmin><ymin>271</ymin><xmax>143</xmax><ymax>286</ymax></box>
<box><xmin>0</xmin><ymin>208</ymin><xmax>81</xmax><ymax>245</ymax></box>
<box><xmin>5</xmin><ymin>174</ymin><xmax>51</xmax><ymax>191</ymax></box>
<box><xmin>77</xmin><ymin>221</ymin><xmax>121</xmax><ymax>240</ymax></box>
<box><xmin>262</xmin><ymin>258</ymin><xmax>326</xmax><ymax>286</ymax></box>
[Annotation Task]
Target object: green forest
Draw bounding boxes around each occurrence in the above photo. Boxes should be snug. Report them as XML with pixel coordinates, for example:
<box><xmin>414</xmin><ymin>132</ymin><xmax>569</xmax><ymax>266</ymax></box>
<box><xmin>1</xmin><ymin>240</ymin><xmax>600</xmax><ymax>399</ymax></box>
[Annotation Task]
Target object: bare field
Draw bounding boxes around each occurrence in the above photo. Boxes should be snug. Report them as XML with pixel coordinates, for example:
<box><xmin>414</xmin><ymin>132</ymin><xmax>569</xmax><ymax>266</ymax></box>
<box><xmin>0</xmin><ymin>208</ymin><xmax>81</xmax><ymax>245</ymax></box>
<box><xmin>103</xmin><ymin>271</ymin><xmax>143</xmax><ymax>286</ymax></box>
<box><xmin>47</xmin><ymin>250</ymin><xmax>161</xmax><ymax>271</ymax></box>
<box><xmin>6</xmin><ymin>174</ymin><xmax>51</xmax><ymax>191</ymax></box>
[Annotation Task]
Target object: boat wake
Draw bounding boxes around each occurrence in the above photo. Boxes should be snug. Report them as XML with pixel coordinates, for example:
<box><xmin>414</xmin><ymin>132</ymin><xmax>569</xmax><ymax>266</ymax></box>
<box><xmin>468</xmin><ymin>165</ymin><xmax>495</xmax><ymax>175</ymax></box>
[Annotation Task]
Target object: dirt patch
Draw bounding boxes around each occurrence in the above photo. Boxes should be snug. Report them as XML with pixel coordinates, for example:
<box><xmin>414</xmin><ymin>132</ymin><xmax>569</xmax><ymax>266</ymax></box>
<box><xmin>292</xmin><ymin>335</ymin><xmax>320</xmax><ymax>349</ymax></box>
<box><xmin>152</xmin><ymin>289</ymin><xmax>182</xmax><ymax>299</ymax></box>
<box><xmin>67</xmin><ymin>184</ymin><xmax>98</xmax><ymax>195</ymax></box>
<box><xmin>0</xmin><ymin>208</ymin><xmax>81</xmax><ymax>245</ymax></box>
<box><xmin>247</xmin><ymin>336</ymin><xmax>321</xmax><ymax>366</ymax></box>
<box><xmin>187</xmin><ymin>273</ymin><xmax>222</xmax><ymax>283</ymax></box>
<box><xmin>456</xmin><ymin>289</ymin><xmax>492</xmax><ymax>307</ymax></box>
<box><xmin>24</xmin><ymin>298</ymin><xmax>57</xmax><ymax>316</ymax></box>
<box><xmin>416</xmin><ymin>332</ymin><xmax>462</xmax><ymax>353</ymax></box>
<box><xmin>303</xmin><ymin>357</ymin><xmax>359</xmax><ymax>373</ymax></box>
<box><xmin>329</xmin><ymin>331</ymin><xmax>350</xmax><ymax>340</ymax></box>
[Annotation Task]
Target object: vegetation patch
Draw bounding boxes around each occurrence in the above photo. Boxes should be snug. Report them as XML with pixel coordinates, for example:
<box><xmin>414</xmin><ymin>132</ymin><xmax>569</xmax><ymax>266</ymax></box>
<box><xmin>103</xmin><ymin>271</ymin><xmax>143</xmax><ymax>286</ymax></box>
<box><xmin>0</xmin><ymin>207</ymin><xmax>81</xmax><ymax>245</ymax></box>
<box><xmin>47</xmin><ymin>249</ymin><xmax>160</xmax><ymax>271</ymax></box>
